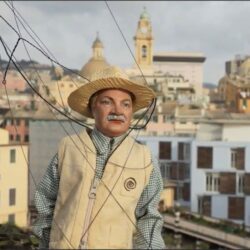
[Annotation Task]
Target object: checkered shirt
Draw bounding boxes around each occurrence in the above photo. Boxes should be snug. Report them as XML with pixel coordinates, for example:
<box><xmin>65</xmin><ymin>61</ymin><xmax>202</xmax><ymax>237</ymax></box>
<box><xmin>33</xmin><ymin>128</ymin><xmax>166</xmax><ymax>249</ymax></box>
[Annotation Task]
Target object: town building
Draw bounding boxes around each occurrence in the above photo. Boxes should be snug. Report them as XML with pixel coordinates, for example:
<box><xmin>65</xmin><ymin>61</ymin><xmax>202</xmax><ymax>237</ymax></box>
<box><xmin>218</xmin><ymin>54</ymin><xmax>250</xmax><ymax>113</ymax></box>
<box><xmin>2</xmin><ymin>109</ymin><xmax>33</xmax><ymax>143</ymax></box>
<box><xmin>218</xmin><ymin>75</ymin><xmax>250</xmax><ymax>113</ymax></box>
<box><xmin>138</xmin><ymin>116</ymin><xmax>250</xmax><ymax>228</ymax></box>
<box><xmin>45</xmin><ymin>75</ymin><xmax>81</xmax><ymax>111</ymax></box>
<box><xmin>0</xmin><ymin>128</ymin><xmax>28</xmax><ymax>227</ymax></box>
<box><xmin>0</xmin><ymin>88</ymin><xmax>33</xmax><ymax>110</ymax></box>
<box><xmin>192</xmin><ymin>118</ymin><xmax>250</xmax><ymax>228</ymax></box>
<box><xmin>225</xmin><ymin>54</ymin><xmax>250</xmax><ymax>76</ymax></box>
<box><xmin>137</xmin><ymin>135</ymin><xmax>192</xmax><ymax>209</ymax></box>
<box><xmin>0</xmin><ymin>69</ymin><xmax>27</xmax><ymax>92</ymax></box>
<box><xmin>126</xmin><ymin>8</ymin><xmax>206</xmax><ymax>103</ymax></box>
<box><xmin>133</xmin><ymin>102</ymin><xmax>203</xmax><ymax>137</ymax></box>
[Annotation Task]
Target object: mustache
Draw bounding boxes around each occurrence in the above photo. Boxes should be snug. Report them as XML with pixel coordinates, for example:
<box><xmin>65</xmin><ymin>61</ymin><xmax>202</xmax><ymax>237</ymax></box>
<box><xmin>107</xmin><ymin>114</ymin><xmax>126</xmax><ymax>122</ymax></box>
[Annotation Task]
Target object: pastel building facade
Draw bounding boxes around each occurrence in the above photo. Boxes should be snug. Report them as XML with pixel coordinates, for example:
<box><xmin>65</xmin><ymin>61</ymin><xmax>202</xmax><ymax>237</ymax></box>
<box><xmin>138</xmin><ymin>135</ymin><xmax>192</xmax><ymax>209</ymax></box>
<box><xmin>138</xmin><ymin>120</ymin><xmax>250</xmax><ymax>228</ymax></box>
<box><xmin>191</xmin><ymin>139</ymin><xmax>250</xmax><ymax>228</ymax></box>
<box><xmin>192</xmin><ymin>121</ymin><xmax>250</xmax><ymax>228</ymax></box>
<box><xmin>0</xmin><ymin>128</ymin><xmax>28</xmax><ymax>227</ymax></box>
<box><xmin>3</xmin><ymin>110</ymin><xmax>31</xmax><ymax>143</ymax></box>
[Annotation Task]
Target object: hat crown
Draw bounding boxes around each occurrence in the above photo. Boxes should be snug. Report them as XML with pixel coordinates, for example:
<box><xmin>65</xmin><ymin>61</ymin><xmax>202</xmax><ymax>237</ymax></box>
<box><xmin>90</xmin><ymin>66</ymin><xmax>129</xmax><ymax>82</ymax></box>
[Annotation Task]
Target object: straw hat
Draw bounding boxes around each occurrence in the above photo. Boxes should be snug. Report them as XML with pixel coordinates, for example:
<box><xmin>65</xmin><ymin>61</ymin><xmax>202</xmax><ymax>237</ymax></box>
<box><xmin>68</xmin><ymin>66</ymin><xmax>156</xmax><ymax>118</ymax></box>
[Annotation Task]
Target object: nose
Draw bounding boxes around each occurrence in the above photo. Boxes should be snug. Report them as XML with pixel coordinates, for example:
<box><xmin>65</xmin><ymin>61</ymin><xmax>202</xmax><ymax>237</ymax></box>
<box><xmin>111</xmin><ymin>102</ymin><xmax>123</xmax><ymax>114</ymax></box>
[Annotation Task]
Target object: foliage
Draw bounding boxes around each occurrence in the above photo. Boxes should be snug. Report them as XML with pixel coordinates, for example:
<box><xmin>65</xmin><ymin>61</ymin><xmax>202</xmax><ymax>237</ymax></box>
<box><xmin>0</xmin><ymin>223</ymin><xmax>39</xmax><ymax>249</ymax></box>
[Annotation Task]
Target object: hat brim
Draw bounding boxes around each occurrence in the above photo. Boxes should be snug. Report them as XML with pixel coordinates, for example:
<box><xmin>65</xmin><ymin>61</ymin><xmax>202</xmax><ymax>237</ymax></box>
<box><xmin>68</xmin><ymin>77</ymin><xmax>156</xmax><ymax>118</ymax></box>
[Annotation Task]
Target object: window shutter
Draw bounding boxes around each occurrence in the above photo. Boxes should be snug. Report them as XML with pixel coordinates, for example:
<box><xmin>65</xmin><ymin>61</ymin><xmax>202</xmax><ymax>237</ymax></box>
<box><xmin>244</xmin><ymin>173</ymin><xmax>250</xmax><ymax>195</ymax></box>
<box><xmin>197</xmin><ymin>147</ymin><xmax>213</xmax><ymax>169</ymax></box>
<box><xmin>228</xmin><ymin>197</ymin><xmax>244</xmax><ymax>220</ymax></box>
<box><xmin>178</xmin><ymin>162</ymin><xmax>186</xmax><ymax>180</ymax></box>
<box><xmin>170</xmin><ymin>162</ymin><xmax>178</xmax><ymax>179</ymax></box>
<box><xmin>235</xmin><ymin>148</ymin><xmax>245</xmax><ymax>170</ymax></box>
<box><xmin>159</xmin><ymin>142</ymin><xmax>171</xmax><ymax>160</ymax></box>
<box><xmin>182</xmin><ymin>183</ymin><xmax>190</xmax><ymax>201</ymax></box>
<box><xmin>219</xmin><ymin>172</ymin><xmax>236</xmax><ymax>194</ymax></box>
<box><xmin>178</xmin><ymin>142</ymin><xmax>184</xmax><ymax>160</ymax></box>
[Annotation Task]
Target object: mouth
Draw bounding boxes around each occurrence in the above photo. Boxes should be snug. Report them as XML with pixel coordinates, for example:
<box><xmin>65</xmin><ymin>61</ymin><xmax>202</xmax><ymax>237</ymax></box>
<box><xmin>109</xmin><ymin>120</ymin><xmax>124</xmax><ymax>124</ymax></box>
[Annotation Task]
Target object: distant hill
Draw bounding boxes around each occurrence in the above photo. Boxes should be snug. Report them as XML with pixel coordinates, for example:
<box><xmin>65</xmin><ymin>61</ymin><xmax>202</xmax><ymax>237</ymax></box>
<box><xmin>0</xmin><ymin>58</ymin><xmax>79</xmax><ymax>75</ymax></box>
<box><xmin>0</xmin><ymin>58</ymin><xmax>48</xmax><ymax>70</ymax></box>
<box><xmin>203</xmin><ymin>82</ymin><xmax>217</xmax><ymax>89</ymax></box>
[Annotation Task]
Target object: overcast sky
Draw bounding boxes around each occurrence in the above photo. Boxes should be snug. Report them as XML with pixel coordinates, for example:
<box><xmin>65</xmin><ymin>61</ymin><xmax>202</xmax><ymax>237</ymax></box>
<box><xmin>1</xmin><ymin>1</ymin><xmax>250</xmax><ymax>84</ymax></box>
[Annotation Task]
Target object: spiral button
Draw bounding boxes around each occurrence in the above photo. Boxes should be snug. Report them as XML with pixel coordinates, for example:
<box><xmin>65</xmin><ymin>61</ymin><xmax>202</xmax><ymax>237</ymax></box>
<box><xmin>124</xmin><ymin>177</ymin><xmax>137</xmax><ymax>191</ymax></box>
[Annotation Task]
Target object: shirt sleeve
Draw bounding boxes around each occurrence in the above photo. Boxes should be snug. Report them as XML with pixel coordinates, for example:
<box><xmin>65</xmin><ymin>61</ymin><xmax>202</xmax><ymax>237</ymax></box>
<box><xmin>133</xmin><ymin>155</ymin><xmax>166</xmax><ymax>249</ymax></box>
<box><xmin>32</xmin><ymin>154</ymin><xmax>60</xmax><ymax>249</ymax></box>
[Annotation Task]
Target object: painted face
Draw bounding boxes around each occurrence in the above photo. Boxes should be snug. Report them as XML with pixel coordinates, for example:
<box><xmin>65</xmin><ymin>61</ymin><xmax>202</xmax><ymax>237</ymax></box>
<box><xmin>91</xmin><ymin>89</ymin><xmax>133</xmax><ymax>137</ymax></box>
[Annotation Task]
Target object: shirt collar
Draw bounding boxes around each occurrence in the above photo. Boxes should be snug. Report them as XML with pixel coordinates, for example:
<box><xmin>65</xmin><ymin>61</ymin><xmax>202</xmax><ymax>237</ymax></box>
<box><xmin>91</xmin><ymin>127</ymin><xmax>126</xmax><ymax>154</ymax></box>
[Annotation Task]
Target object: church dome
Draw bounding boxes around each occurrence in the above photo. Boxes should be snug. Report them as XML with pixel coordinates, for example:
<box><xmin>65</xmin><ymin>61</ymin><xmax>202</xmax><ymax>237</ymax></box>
<box><xmin>80</xmin><ymin>58</ymin><xmax>109</xmax><ymax>80</ymax></box>
<box><xmin>80</xmin><ymin>33</ymin><xmax>110</xmax><ymax>80</ymax></box>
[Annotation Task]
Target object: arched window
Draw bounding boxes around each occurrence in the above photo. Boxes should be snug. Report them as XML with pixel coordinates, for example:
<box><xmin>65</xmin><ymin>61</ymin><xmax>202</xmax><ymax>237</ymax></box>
<box><xmin>142</xmin><ymin>45</ymin><xmax>147</xmax><ymax>58</ymax></box>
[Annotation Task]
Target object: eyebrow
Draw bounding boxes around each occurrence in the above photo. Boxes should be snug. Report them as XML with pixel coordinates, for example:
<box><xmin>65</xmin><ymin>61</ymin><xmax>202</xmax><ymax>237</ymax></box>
<box><xmin>100</xmin><ymin>96</ymin><xmax>132</xmax><ymax>102</ymax></box>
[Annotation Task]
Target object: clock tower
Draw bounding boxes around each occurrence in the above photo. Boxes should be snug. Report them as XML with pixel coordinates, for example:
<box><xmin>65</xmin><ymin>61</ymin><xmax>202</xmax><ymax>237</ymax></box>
<box><xmin>134</xmin><ymin>7</ymin><xmax>153</xmax><ymax>68</ymax></box>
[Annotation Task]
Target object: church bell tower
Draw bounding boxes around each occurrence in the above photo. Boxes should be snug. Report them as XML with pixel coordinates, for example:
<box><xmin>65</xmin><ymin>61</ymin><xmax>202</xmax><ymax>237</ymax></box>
<box><xmin>134</xmin><ymin>7</ymin><xmax>154</xmax><ymax>68</ymax></box>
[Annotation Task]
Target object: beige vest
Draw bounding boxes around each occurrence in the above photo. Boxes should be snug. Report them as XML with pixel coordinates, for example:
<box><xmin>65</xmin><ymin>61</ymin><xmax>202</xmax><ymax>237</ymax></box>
<box><xmin>49</xmin><ymin>130</ymin><xmax>153</xmax><ymax>249</ymax></box>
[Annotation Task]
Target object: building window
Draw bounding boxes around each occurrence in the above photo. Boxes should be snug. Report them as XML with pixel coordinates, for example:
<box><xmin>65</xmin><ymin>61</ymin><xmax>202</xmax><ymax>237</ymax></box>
<box><xmin>231</xmin><ymin>148</ymin><xmax>245</xmax><ymax>170</ymax></box>
<box><xmin>243</xmin><ymin>98</ymin><xmax>247</xmax><ymax>108</ymax></box>
<box><xmin>16</xmin><ymin>119</ymin><xmax>20</xmax><ymax>126</ymax></box>
<box><xmin>24</xmin><ymin>135</ymin><xmax>29</xmax><ymax>142</ymax></box>
<box><xmin>16</xmin><ymin>134</ymin><xmax>21</xmax><ymax>142</ymax></box>
<box><xmin>159</xmin><ymin>162</ymin><xmax>170</xmax><ymax>179</ymax></box>
<box><xmin>176</xmin><ymin>186</ymin><xmax>183</xmax><ymax>200</ymax></box>
<box><xmin>228</xmin><ymin>197</ymin><xmax>244</xmax><ymax>220</ymax></box>
<box><xmin>206</xmin><ymin>173</ymin><xmax>220</xmax><ymax>192</ymax></box>
<box><xmin>9</xmin><ymin>188</ymin><xmax>16</xmax><ymax>206</ymax></box>
<box><xmin>10</xmin><ymin>149</ymin><xmax>16</xmax><ymax>163</ymax></box>
<box><xmin>197</xmin><ymin>147</ymin><xmax>213</xmax><ymax>169</ymax></box>
<box><xmin>169</xmin><ymin>162</ymin><xmax>178</xmax><ymax>180</ymax></box>
<box><xmin>169</xmin><ymin>162</ymin><xmax>187</xmax><ymax>180</ymax></box>
<box><xmin>159</xmin><ymin>141</ymin><xmax>171</xmax><ymax>160</ymax></box>
<box><xmin>8</xmin><ymin>214</ymin><xmax>15</xmax><ymax>224</ymax></box>
<box><xmin>142</xmin><ymin>45</ymin><xmax>147</xmax><ymax>58</ymax></box>
<box><xmin>25</xmin><ymin>119</ymin><xmax>29</xmax><ymax>127</ymax></box>
<box><xmin>238</xmin><ymin>174</ymin><xmax>244</xmax><ymax>194</ymax></box>
<box><xmin>11</xmin><ymin>119</ymin><xmax>14</xmax><ymax>125</ymax></box>
<box><xmin>152</xmin><ymin>115</ymin><xmax>158</xmax><ymax>123</ymax></box>
<box><xmin>9</xmin><ymin>134</ymin><xmax>14</xmax><ymax>141</ymax></box>
<box><xmin>198</xmin><ymin>195</ymin><xmax>211</xmax><ymax>216</ymax></box>
<box><xmin>163</xmin><ymin>115</ymin><xmax>170</xmax><ymax>122</ymax></box>
<box><xmin>178</xmin><ymin>142</ymin><xmax>190</xmax><ymax>161</ymax></box>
